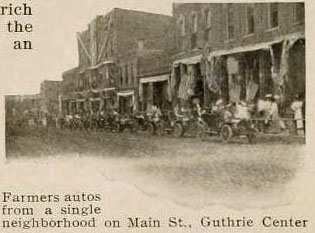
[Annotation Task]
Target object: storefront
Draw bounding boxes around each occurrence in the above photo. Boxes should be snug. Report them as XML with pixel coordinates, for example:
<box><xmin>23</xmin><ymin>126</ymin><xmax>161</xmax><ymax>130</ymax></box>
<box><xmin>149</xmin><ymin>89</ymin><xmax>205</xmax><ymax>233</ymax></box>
<box><xmin>139</xmin><ymin>74</ymin><xmax>171</xmax><ymax>111</ymax></box>
<box><xmin>117</xmin><ymin>90</ymin><xmax>136</xmax><ymax>114</ymax></box>
<box><xmin>171</xmin><ymin>54</ymin><xmax>204</xmax><ymax>107</ymax></box>
<box><xmin>61</xmin><ymin>87</ymin><xmax>116</xmax><ymax>115</ymax></box>
<box><xmin>205</xmin><ymin>33</ymin><xmax>305</xmax><ymax>108</ymax></box>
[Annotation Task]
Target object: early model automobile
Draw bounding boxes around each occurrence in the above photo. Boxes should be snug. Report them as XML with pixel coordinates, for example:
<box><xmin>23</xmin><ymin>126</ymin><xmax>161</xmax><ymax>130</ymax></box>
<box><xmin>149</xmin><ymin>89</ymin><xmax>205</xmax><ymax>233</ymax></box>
<box><xmin>131</xmin><ymin>111</ymin><xmax>156</xmax><ymax>135</ymax></box>
<box><xmin>118</xmin><ymin>114</ymin><xmax>138</xmax><ymax>133</ymax></box>
<box><xmin>97</xmin><ymin>113</ymin><xmax>121</xmax><ymax>133</ymax></box>
<box><xmin>197</xmin><ymin>105</ymin><xmax>258</xmax><ymax>143</ymax></box>
<box><xmin>220</xmin><ymin>118</ymin><xmax>258</xmax><ymax>143</ymax></box>
<box><xmin>154</xmin><ymin>110</ymin><xmax>199</xmax><ymax>138</ymax></box>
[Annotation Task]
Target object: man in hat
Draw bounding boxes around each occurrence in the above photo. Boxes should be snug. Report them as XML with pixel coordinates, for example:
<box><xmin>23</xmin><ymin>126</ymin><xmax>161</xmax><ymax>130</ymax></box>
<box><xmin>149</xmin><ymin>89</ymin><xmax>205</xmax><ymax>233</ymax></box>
<box><xmin>264</xmin><ymin>94</ymin><xmax>285</xmax><ymax>133</ymax></box>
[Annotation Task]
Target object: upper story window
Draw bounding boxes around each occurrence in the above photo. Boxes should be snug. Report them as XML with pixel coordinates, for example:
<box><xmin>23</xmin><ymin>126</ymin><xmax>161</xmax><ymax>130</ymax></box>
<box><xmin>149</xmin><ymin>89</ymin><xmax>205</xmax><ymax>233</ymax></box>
<box><xmin>104</xmin><ymin>67</ymin><xmax>109</xmax><ymax>80</ymax></box>
<box><xmin>119</xmin><ymin>68</ymin><xmax>123</xmax><ymax>86</ymax></box>
<box><xmin>124</xmin><ymin>64</ymin><xmax>128</xmax><ymax>86</ymax></box>
<box><xmin>226</xmin><ymin>4</ymin><xmax>235</xmax><ymax>40</ymax></box>
<box><xmin>129</xmin><ymin>64</ymin><xmax>134</xmax><ymax>85</ymax></box>
<box><xmin>246</xmin><ymin>4</ymin><xmax>255</xmax><ymax>34</ymax></box>
<box><xmin>133</xmin><ymin>65</ymin><xmax>137</xmax><ymax>84</ymax></box>
<box><xmin>178</xmin><ymin>14</ymin><xmax>186</xmax><ymax>36</ymax></box>
<box><xmin>205</xmin><ymin>9</ymin><xmax>212</xmax><ymax>29</ymax></box>
<box><xmin>204</xmin><ymin>9</ymin><xmax>212</xmax><ymax>42</ymax></box>
<box><xmin>293</xmin><ymin>2</ymin><xmax>305</xmax><ymax>23</ymax></box>
<box><xmin>268</xmin><ymin>3</ymin><xmax>279</xmax><ymax>28</ymax></box>
<box><xmin>191</xmin><ymin>12</ymin><xmax>198</xmax><ymax>34</ymax></box>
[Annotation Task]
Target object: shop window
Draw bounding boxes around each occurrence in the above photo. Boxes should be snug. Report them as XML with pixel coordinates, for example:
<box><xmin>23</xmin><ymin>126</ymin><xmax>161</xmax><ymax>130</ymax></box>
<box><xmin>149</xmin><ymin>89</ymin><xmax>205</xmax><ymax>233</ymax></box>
<box><xmin>180</xmin><ymin>64</ymin><xmax>188</xmax><ymax>76</ymax></box>
<box><xmin>268</xmin><ymin>3</ymin><xmax>279</xmax><ymax>28</ymax></box>
<box><xmin>226</xmin><ymin>4</ymin><xmax>235</xmax><ymax>40</ymax></box>
<box><xmin>246</xmin><ymin>4</ymin><xmax>255</xmax><ymax>35</ymax></box>
<box><xmin>293</xmin><ymin>2</ymin><xmax>304</xmax><ymax>23</ymax></box>
<box><xmin>191</xmin><ymin>34</ymin><xmax>197</xmax><ymax>49</ymax></box>
<box><xmin>178</xmin><ymin>39</ymin><xmax>185</xmax><ymax>51</ymax></box>
<box><xmin>204</xmin><ymin>29</ymin><xmax>211</xmax><ymax>42</ymax></box>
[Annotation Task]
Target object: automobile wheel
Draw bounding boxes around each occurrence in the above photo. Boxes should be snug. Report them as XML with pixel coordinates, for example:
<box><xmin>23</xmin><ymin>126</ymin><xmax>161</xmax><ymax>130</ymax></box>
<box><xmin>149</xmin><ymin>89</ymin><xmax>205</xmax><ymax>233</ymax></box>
<box><xmin>196</xmin><ymin>122</ymin><xmax>206</xmax><ymax>140</ymax></box>
<box><xmin>173</xmin><ymin>123</ymin><xmax>184</xmax><ymax>138</ymax></box>
<box><xmin>247</xmin><ymin>127</ymin><xmax>258</xmax><ymax>143</ymax></box>
<box><xmin>147</xmin><ymin>123</ymin><xmax>155</xmax><ymax>135</ymax></box>
<box><xmin>156</xmin><ymin>122</ymin><xmax>165</xmax><ymax>136</ymax></box>
<box><xmin>221</xmin><ymin>124</ymin><xmax>233</xmax><ymax>142</ymax></box>
<box><xmin>132</xmin><ymin>122</ymin><xmax>140</xmax><ymax>134</ymax></box>
<box><xmin>112</xmin><ymin>123</ymin><xmax>121</xmax><ymax>133</ymax></box>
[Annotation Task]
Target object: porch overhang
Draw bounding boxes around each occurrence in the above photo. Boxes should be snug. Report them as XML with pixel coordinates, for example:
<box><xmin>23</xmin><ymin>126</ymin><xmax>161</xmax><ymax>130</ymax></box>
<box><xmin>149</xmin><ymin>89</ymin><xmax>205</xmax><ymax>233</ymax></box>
<box><xmin>139</xmin><ymin>74</ymin><xmax>170</xmax><ymax>84</ymax></box>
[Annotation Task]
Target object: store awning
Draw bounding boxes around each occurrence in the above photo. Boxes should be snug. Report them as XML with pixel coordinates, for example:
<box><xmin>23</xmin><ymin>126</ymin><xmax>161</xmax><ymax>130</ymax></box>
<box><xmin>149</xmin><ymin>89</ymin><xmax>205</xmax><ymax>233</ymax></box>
<box><xmin>140</xmin><ymin>74</ymin><xmax>170</xmax><ymax>84</ymax></box>
<box><xmin>90</xmin><ymin>98</ymin><xmax>102</xmax><ymax>101</ymax></box>
<box><xmin>99</xmin><ymin>87</ymin><xmax>116</xmax><ymax>99</ymax></box>
<box><xmin>117</xmin><ymin>90</ymin><xmax>135</xmax><ymax>97</ymax></box>
<box><xmin>94</xmin><ymin>87</ymin><xmax>115</xmax><ymax>92</ymax></box>
<box><xmin>173</xmin><ymin>54</ymin><xmax>202</xmax><ymax>66</ymax></box>
<box><xmin>208</xmin><ymin>32</ymin><xmax>305</xmax><ymax>60</ymax></box>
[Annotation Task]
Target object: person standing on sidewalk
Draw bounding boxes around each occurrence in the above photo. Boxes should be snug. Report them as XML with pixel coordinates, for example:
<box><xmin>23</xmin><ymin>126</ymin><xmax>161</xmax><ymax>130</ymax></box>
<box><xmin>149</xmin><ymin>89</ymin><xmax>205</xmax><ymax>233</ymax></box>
<box><xmin>291</xmin><ymin>94</ymin><xmax>304</xmax><ymax>136</ymax></box>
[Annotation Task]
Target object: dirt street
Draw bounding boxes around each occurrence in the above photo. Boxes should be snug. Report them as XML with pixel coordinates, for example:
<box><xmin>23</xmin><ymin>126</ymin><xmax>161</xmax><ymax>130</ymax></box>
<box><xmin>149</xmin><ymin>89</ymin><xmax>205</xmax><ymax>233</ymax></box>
<box><xmin>6</xmin><ymin>127</ymin><xmax>305</xmax><ymax>208</ymax></box>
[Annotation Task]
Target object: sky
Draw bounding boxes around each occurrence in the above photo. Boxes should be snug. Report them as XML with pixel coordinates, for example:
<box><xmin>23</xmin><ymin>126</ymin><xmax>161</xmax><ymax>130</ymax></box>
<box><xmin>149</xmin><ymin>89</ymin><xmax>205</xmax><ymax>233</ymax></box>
<box><xmin>0</xmin><ymin>0</ymin><xmax>173</xmax><ymax>95</ymax></box>
<box><xmin>0</xmin><ymin>0</ymin><xmax>309</xmax><ymax>95</ymax></box>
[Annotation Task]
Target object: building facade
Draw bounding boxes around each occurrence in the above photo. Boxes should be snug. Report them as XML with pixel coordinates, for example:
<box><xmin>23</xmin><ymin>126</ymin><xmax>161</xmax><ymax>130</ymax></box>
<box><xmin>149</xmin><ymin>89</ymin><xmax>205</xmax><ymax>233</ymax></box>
<box><xmin>62</xmin><ymin>8</ymin><xmax>175</xmax><ymax>115</ymax></box>
<box><xmin>172</xmin><ymin>3</ymin><xmax>305</xmax><ymax>111</ymax></box>
<box><xmin>40</xmin><ymin>80</ymin><xmax>62</xmax><ymax>115</ymax></box>
<box><xmin>60</xmin><ymin>3</ymin><xmax>305</xmax><ymax>116</ymax></box>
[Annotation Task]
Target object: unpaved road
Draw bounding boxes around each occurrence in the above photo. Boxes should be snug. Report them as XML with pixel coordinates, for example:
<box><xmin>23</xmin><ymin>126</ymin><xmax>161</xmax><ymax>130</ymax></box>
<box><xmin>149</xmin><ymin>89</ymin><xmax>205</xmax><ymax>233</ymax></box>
<box><xmin>6</xmin><ymin>127</ymin><xmax>305</xmax><ymax>208</ymax></box>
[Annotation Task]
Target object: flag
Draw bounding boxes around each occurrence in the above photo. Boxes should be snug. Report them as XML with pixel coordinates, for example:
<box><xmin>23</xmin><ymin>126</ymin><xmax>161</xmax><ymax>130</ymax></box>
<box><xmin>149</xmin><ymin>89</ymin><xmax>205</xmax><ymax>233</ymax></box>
<box><xmin>177</xmin><ymin>66</ymin><xmax>195</xmax><ymax>100</ymax></box>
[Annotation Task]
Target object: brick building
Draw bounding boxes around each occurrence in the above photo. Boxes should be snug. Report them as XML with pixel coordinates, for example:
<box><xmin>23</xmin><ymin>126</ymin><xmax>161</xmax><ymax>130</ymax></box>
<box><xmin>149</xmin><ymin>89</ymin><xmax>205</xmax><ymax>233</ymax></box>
<box><xmin>5</xmin><ymin>94</ymin><xmax>43</xmax><ymax>127</ymax></box>
<box><xmin>40</xmin><ymin>80</ymin><xmax>62</xmax><ymax>115</ymax></box>
<box><xmin>137</xmin><ymin>50</ymin><xmax>174</xmax><ymax>111</ymax></box>
<box><xmin>171</xmin><ymin>3</ymin><xmax>305</xmax><ymax>110</ymax></box>
<box><xmin>6</xmin><ymin>79</ymin><xmax>62</xmax><ymax>122</ymax></box>
<box><xmin>62</xmin><ymin>8</ymin><xmax>175</xmax><ymax>115</ymax></box>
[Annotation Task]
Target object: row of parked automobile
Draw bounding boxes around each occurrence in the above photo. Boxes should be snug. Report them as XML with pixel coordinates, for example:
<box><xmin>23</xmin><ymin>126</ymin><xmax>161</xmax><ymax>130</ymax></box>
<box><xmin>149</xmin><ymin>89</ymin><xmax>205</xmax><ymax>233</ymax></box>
<box><xmin>59</xmin><ymin>107</ymin><xmax>258</xmax><ymax>143</ymax></box>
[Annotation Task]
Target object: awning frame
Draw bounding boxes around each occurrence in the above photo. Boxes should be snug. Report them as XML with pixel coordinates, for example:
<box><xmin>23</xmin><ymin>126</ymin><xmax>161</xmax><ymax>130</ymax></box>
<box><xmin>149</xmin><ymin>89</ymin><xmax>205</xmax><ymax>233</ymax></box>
<box><xmin>207</xmin><ymin>32</ymin><xmax>305</xmax><ymax>60</ymax></box>
<box><xmin>173</xmin><ymin>54</ymin><xmax>202</xmax><ymax>66</ymax></box>
<box><xmin>117</xmin><ymin>90</ymin><xmax>135</xmax><ymax>97</ymax></box>
<box><xmin>139</xmin><ymin>74</ymin><xmax>170</xmax><ymax>84</ymax></box>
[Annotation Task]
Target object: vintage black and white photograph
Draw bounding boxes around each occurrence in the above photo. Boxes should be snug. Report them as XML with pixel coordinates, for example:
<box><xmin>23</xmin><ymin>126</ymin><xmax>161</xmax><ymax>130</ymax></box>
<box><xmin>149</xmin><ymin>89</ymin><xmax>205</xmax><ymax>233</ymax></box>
<box><xmin>4</xmin><ymin>1</ymin><xmax>306</xmax><ymax>208</ymax></box>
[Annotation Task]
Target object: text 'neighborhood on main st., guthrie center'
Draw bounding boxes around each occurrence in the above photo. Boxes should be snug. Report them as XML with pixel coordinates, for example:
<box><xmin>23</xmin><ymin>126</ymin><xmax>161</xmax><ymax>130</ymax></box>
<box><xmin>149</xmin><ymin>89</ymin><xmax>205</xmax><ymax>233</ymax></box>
<box><xmin>102</xmin><ymin>216</ymin><xmax>308</xmax><ymax>229</ymax></box>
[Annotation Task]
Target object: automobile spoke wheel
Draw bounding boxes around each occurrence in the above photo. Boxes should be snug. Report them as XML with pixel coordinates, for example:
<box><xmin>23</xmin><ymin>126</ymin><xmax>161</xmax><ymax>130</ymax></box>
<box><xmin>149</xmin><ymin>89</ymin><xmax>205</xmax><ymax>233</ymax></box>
<box><xmin>221</xmin><ymin>124</ymin><xmax>233</xmax><ymax>142</ymax></box>
<box><xmin>156</xmin><ymin>122</ymin><xmax>164</xmax><ymax>136</ymax></box>
<box><xmin>173</xmin><ymin>123</ymin><xmax>184</xmax><ymax>138</ymax></box>
<box><xmin>247</xmin><ymin>128</ymin><xmax>258</xmax><ymax>143</ymax></box>
<box><xmin>147</xmin><ymin>123</ymin><xmax>155</xmax><ymax>135</ymax></box>
<box><xmin>196</xmin><ymin>122</ymin><xmax>206</xmax><ymax>140</ymax></box>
